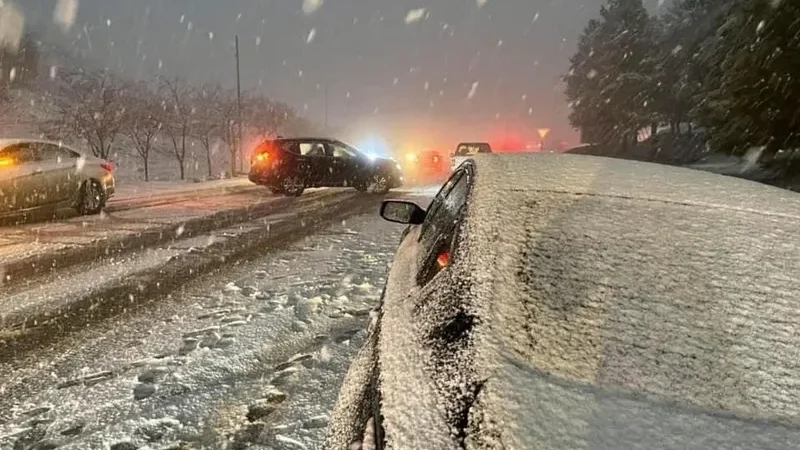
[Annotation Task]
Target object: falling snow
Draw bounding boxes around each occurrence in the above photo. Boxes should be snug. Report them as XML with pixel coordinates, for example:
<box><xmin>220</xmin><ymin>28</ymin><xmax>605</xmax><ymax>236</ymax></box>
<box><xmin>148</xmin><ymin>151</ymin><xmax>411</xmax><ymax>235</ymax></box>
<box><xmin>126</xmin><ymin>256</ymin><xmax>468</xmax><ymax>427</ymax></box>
<box><xmin>468</xmin><ymin>81</ymin><xmax>479</xmax><ymax>99</ymax></box>
<box><xmin>302</xmin><ymin>0</ymin><xmax>324</xmax><ymax>15</ymax></box>
<box><xmin>53</xmin><ymin>0</ymin><xmax>79</xmax><ymax>33</ymax></box>
<box><xmin>307</xmin><ymin>28</ymin><xmax>316</xmax><ymax>43</ymax></box>
<box><xmin>405</xmin><ymin>8</ymin><xmax>426</xmax><ymax>24</ymax></box>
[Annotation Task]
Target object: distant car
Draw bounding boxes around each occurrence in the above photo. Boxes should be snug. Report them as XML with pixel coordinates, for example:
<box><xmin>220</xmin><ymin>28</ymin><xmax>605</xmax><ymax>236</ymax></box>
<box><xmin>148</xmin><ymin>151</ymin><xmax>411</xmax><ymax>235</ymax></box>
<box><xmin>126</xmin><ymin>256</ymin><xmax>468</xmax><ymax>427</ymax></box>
<box><xmin>248</xmin><ymin>138</ymin><xmax>404</xmax><ymax>196</ymax></box>
<box><xmin>451</xmin><ymin>141</ymin><xmax>492</xmax><ymax>170</ymax></box>
<box><xmin>327</xmin><ymin>153</ymin><xmax>800</xmax><ymax>449</ymax></box>
<box><xmin>402</xmin><ymin>149</ymin><xmax>449</xmax><ymax>184</ymax></box>
<box><xmin>0</xmin><ymin>139</ymin><xmax>116</xmax><ymax>217</ymax></box>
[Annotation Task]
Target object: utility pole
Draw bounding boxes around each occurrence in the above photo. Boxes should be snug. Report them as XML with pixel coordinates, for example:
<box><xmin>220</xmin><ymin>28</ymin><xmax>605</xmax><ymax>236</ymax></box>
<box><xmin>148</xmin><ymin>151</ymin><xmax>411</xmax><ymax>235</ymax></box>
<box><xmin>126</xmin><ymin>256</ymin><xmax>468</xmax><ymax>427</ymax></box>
<box><xmin>324</xmin><ymin>83</ymin><xmax>329</xmax><ymax>130</ymax></box>
<box><xmin>235</xmin><ymin>34</ymin><xmax>243</xmax><ymax>175</ymax></box>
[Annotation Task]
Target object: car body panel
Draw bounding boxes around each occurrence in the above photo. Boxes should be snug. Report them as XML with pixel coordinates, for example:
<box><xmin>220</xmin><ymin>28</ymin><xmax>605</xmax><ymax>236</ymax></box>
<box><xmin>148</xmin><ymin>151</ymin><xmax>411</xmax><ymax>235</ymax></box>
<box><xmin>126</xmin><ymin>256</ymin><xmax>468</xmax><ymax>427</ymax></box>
<box><xmin>328</xmin><ymin>153</ymin><xmax>800</xmax><ymax>449</ymax></box>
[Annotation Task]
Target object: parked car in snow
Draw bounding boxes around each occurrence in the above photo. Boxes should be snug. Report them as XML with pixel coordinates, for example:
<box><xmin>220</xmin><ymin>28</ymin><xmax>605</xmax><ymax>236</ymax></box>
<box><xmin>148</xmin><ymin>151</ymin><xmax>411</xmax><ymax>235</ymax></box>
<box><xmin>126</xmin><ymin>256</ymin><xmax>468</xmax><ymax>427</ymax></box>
<box><xmin>248</xmin><ymin>137</ymin><xmax>404</xmax><ymax>196</ymax></box>
<box><xmin>326</xmin><ymin>153</ymin><xmax>800</xmax><ymax>449</ymax></box>
<box><xmin>0</xmin><ymin>139</ymin><xmax>116</xmax><ymax>217</ymax></box>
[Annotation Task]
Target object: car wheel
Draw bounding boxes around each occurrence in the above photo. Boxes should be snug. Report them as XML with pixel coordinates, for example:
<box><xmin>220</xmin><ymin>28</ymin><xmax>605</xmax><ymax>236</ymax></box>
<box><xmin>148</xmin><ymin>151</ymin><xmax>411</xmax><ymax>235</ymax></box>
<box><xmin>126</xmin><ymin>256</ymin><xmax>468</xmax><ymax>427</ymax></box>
<box><xmin>280</xmin><ymin>176</ymin><xmax>305</xmax><ymax>196</ymax></box>
<box><xmin>76</xmin><ymin>179</ymin><xmax>105</xmax><ymax>215</ymax></box>
<box><xmin>371</xmin><ymin>174</ymin><xmax>390</xmax><ymax>195</ymax></box>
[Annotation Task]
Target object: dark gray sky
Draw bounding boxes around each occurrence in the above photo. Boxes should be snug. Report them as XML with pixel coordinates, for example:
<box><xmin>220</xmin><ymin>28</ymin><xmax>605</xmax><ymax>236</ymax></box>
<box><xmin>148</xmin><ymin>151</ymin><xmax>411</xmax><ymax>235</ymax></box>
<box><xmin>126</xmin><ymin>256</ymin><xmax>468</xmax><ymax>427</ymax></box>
<box><xmin>21</xmin><ymin>0</ymin><xmax>665</xmax><ymax>150</ymax></box>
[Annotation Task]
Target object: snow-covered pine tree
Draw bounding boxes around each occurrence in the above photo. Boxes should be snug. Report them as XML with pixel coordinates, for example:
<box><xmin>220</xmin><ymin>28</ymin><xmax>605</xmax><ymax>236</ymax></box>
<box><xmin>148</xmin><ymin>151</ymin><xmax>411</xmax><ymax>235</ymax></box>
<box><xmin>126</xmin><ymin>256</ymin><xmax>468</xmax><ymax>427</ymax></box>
<box><xmin>565</xmin><ymin>0</ymin><xmax>657</xmax><ymax>152</ymax></box>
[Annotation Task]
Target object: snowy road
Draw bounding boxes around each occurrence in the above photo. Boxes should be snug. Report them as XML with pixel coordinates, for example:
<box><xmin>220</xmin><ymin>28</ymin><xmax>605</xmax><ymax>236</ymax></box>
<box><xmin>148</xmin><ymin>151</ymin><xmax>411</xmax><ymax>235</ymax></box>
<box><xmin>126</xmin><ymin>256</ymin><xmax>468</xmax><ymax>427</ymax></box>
<box><xmin>0</xmin><ymin>211</ymin><xmax>408</xmax><ymax>450</ymax></box>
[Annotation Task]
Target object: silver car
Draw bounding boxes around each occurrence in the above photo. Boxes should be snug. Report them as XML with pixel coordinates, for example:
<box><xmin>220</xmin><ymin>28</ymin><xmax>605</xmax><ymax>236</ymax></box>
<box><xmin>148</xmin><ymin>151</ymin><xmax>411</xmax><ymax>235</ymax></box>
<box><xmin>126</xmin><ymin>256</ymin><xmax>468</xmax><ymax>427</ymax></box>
<box><xmin>0</xmin><ymin>139</ymin><xmax>116</xmax><ymax>217</ymax></box>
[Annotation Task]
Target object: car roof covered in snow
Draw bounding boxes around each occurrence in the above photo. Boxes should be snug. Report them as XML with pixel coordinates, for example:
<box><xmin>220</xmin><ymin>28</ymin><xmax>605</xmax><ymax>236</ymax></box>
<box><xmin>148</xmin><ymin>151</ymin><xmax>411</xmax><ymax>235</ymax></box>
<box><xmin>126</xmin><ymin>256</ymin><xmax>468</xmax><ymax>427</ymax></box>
<box><xmin>459</xmin><ymin>153</ymin><xmax>800</xmax><ymax>448</ymax></box>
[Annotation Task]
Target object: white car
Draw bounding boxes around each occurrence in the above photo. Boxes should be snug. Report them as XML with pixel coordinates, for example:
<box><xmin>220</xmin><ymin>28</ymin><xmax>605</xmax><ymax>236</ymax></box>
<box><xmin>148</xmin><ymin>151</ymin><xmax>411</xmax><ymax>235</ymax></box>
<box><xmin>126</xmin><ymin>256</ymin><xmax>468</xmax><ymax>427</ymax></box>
<box><xmin>451</xmin><ymin>141</ymin><xmax>492</xmax><ymax>170</ymax></box>
<box><xmin>0</xmin><ymin>139</ymin><xmax>116</xmax><ymax>217</ymax></box>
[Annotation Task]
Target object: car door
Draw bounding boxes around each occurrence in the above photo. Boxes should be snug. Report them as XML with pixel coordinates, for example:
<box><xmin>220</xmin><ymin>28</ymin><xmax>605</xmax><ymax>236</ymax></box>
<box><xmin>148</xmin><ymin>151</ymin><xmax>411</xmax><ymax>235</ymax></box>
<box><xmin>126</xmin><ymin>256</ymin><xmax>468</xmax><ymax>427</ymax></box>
<box><xmin>31</xmin><ymin>142</ymin><xmax>80</xmax><ymax>204</ymax></box>
<box><xmin>300</xmin><ymin>140</ymin><xmax>332</xmax><ymax>186</ymax></box>
<box><xmin>329</xmin><ymin>141</ymin><xmax>363</xmax><ymax>187</ymax></box>
<box><xmin>0</xmin><ymin>144</ymin><xmax>43</xmax><ymax>212</ymax></box>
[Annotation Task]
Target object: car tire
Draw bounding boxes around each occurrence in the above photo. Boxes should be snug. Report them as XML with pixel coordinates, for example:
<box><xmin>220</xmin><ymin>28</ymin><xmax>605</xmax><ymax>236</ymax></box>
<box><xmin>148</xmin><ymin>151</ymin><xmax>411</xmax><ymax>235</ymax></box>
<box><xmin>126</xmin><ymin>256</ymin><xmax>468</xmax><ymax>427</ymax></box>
<box><xmin>279</xmin><ymin>176</ymin><xmax>305</xmax><ymax>196</ymax></box>
<box><xmin>76</xmin><ymin>179</ymin><xmax>105</xmax><ymax>215</ymax></box>
<box><xmin>371</xmin><ymin>174</ymin><xmax>391</xmax><ymax>195</ymax></box>
<box><xmin>354</xmin><ymin>175</ymin><xmax>390</xmax><ymax>194</ymax></box>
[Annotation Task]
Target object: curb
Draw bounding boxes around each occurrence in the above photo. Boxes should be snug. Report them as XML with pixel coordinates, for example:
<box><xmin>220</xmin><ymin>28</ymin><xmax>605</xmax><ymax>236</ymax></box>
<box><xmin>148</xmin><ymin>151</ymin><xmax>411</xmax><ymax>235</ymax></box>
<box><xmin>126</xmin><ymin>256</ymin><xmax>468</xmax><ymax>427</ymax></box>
<box><xmin>1</xmin><ymin>189</ymin><xmax>344</xmax><ymax>289</ymax></box>
<box><xmin>0</xmin><ymin>193</ymin><xmax>384</xmax><ymax>359</ymax></box>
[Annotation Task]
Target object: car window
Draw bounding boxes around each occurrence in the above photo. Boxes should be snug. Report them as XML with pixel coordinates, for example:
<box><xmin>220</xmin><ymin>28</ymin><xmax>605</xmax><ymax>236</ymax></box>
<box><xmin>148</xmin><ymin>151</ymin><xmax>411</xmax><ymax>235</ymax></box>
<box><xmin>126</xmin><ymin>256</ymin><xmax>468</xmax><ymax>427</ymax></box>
<box><xmin>303</xmin><ymin>142</ymin><xmax>327</xmax><ymax>157</ymax></box>
<box><xmin>34</xmin><ymin>143</ymin><xmax>79</xmax><ymax>163</ymax></box>
<box><xmin>331</xmin><ymin>142</ymin><xmax>358</xmax><ymax>159</ymax></box>
<box><xmin>419</xmin><ymin>169</ymin><xmax>469</xmax><ymax>243</ymax></box>
<box><xmin>420</xmin><ymin>170</ymin><xmax>464</xmax><ymax>236</ymax></box>
<box><xmin>454</xmin><ymin>142</ymin><xmax>492</xmax><ymax>156</ymax></box>
<box><xmin>0</xmin><ymin>144</ymin><xmax>39</xmax><ymax>164</ymax></box>
<box><xmin>416</xmin><ymin>167</ymin><xmax>472</xmax><ymax>284</ymax></box>
<box><xmin>298</xmin><ymin>142</ymin><xmax>315</xmax><ymax>156</ymax></box>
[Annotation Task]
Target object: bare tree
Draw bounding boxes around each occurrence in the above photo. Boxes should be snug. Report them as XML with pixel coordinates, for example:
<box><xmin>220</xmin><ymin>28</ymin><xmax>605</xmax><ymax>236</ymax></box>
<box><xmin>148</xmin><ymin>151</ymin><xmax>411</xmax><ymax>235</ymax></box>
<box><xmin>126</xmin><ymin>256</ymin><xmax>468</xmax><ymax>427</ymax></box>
<box><xmin>121</xmin><ymin>81</ymin><xmax>161</xmax><ymax>181</ymax></box>
<box><xmin>243</xmin><ymin>94</ymin><xmax>296</xmax><ymax>139</ymax></box>
<box><xmin>158</xmin><ymin>76</ymin><xmax>194</xmax><ymax>180</ymax></box>
<box><xmin>214</xmin><ymin>89</ymin><xmax>238</xmax><ymax>177</ymax></box>
<box><xmin>192</xmin><ymin>83</ymin><xmax>225</xmax><ymax>179</ymax></box>
<box><xmin>44</xmin><ymin>69</ymin><xmax>126</xmax><ymax>159</ymax></box>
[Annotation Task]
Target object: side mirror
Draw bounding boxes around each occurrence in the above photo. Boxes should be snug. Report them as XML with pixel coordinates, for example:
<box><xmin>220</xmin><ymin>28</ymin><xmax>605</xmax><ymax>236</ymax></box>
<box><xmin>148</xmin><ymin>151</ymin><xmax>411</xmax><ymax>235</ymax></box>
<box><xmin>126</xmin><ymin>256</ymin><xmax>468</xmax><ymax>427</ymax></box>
<box><xmin>380</xmin><ymin>200</ymin><xmax>426</xmax><ymax>225</ymax></box>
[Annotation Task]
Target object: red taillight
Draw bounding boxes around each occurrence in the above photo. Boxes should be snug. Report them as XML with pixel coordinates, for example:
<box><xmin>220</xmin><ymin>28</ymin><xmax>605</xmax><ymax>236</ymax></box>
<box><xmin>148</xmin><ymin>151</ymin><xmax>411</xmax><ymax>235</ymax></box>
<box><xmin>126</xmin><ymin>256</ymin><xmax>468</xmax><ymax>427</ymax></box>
<box><xmin>101</xmin><ymin>161</ymin><xmax>115</xmax><ymax>172</ymax></box>
<box><xmin>254</xmin><ymin>152</ymin><xmax>269</xmax><ymax>163</ymax></box>
<box><xmin>436</xmin><ymin>250</ymin><xmax>450</xmax><ymax>268</ymax></box>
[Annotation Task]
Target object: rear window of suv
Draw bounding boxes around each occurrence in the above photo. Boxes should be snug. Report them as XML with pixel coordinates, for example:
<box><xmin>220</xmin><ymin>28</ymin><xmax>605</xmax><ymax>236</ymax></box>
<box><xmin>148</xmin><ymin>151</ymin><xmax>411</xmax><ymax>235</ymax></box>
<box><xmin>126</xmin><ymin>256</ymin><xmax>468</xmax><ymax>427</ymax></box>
<box><xmin>455</xmin><ymin>142</ymin><xmax>492</xmax><ymax>156</ymax></box>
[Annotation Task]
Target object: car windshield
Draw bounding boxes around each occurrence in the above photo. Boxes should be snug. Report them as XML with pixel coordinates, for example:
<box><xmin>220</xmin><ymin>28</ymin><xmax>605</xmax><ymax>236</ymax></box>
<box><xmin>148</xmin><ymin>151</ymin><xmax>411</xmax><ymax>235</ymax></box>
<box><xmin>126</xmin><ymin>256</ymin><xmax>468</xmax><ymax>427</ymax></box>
<box><xmin>0</xmin><ymin>1</ymin><xmax>798</xmax><ymax>449</ymax></box>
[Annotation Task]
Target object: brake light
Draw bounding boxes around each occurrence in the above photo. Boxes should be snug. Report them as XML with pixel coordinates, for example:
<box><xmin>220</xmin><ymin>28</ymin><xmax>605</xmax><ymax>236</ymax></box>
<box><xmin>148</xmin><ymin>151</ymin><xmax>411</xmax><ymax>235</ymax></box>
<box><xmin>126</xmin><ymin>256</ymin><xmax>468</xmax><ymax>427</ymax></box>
<box><xmin>406</xmin><ymin>153</ymin><xmax>418</xmax><ymax>163</ymax></box>
<box><xmin>436</xmin><ymin>250</ymin><xmax>450</xmax><ymax>268</ymax></box>
<box><xmin>433</xmin><ymin>155</ymin><xmax>440</xmax><ymax>163</ymax></box>
<box><xmin>255</xmin><ymin>152</ymin><xmax>269</xmax><ymax>163</ymax></box>
<box><xmin>0</xmin><ymin>157</ymin><xmax>15</xmax><ymax>168</ymax></box>
<box><xmin>101</xmin><ymin>161</ymin><xmax>115</xmax><ymax>172</ymax></box>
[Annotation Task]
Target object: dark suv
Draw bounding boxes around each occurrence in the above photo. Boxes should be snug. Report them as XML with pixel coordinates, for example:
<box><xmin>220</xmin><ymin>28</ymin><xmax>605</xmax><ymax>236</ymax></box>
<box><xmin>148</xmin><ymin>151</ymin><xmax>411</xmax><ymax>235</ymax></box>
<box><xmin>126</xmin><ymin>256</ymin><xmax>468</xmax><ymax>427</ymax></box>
<box><xmin>248</xmin><ymin>138</ymin><xmax>404</xmax><ymax>196</ymax></box>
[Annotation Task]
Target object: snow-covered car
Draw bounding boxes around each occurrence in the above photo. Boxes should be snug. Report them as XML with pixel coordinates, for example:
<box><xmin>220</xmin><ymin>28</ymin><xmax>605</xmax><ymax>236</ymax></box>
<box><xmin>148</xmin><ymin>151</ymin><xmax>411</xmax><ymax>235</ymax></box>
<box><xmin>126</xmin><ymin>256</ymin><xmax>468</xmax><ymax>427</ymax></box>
<box><xmin>0</xmin><ymin>139</ymin><xmax>116</xmax><ymax>217</ymax></box>
<box><xmin>326</xmin><ymin>153</ymin><xmax>800</xmax><ymax>449</ymax></box>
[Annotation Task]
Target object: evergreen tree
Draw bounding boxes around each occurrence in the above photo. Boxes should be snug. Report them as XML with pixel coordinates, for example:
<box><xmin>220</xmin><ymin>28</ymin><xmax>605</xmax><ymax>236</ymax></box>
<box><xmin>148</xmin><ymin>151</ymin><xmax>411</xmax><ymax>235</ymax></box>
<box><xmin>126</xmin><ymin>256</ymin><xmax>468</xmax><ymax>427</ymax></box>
<box><xmin>695</xmin><ymin>0</ymin><xmax>800</xmax><ymax>156</ymax></box>
<box><xmin>565</xmin><ymin>0</ymin><xmax>657</xmax><ymax>150</ymax></box>
<box><xmin>659</xmin><ymin>0</ymin><xmax>736</xmax><ymax>134</ymax></box>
